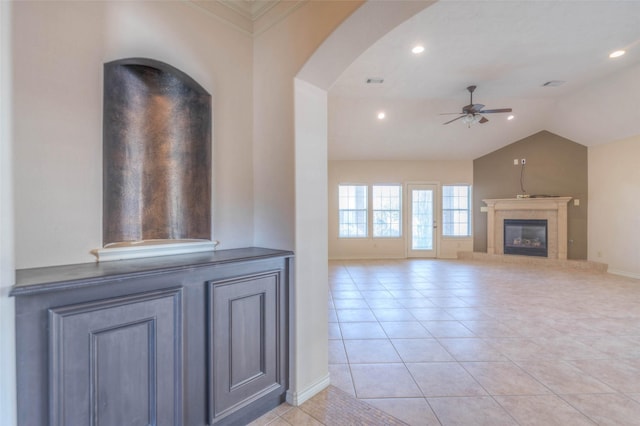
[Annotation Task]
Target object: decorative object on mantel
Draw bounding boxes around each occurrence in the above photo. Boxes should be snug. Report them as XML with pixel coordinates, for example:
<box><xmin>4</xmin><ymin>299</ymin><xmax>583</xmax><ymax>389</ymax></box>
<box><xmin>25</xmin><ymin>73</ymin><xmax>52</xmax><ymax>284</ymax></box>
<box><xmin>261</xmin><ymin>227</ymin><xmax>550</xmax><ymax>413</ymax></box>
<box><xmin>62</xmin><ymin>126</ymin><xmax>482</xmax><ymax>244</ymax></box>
<box><xmin>96</xmin><ymin>58</ymin><xmax>213</xmax><ymax>261</ymax></box>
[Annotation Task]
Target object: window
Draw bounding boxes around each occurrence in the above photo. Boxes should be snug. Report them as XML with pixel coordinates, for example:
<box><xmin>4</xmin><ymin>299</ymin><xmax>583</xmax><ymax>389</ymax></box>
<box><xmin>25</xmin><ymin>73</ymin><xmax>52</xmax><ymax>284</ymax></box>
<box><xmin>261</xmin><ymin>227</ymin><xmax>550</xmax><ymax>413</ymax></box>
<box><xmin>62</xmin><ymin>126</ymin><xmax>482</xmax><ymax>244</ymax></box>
<box><xmin>372</xmin><ymin>185</ymin><xmax>402</xmax><ymax>237</ymax></box>
<box><xmin>442</xmin><ymin>185</ymin><xmax>471</xmax><ymax>236</ymax></box>
<box><xmin>338</xmin><ymin>185</ymin><xmax>368</xmax><ymax>238</ymax></box>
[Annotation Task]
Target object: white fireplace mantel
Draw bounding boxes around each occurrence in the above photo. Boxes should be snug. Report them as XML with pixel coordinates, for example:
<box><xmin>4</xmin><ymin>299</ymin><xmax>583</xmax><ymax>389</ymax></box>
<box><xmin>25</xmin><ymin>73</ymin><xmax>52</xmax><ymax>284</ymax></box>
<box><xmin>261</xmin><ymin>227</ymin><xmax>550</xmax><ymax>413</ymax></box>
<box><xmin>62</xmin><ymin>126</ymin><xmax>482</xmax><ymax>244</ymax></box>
<box><xmin>483</xmin><ymin>197</ymin><xmax>572</xmax><ymax>259</ymax></box>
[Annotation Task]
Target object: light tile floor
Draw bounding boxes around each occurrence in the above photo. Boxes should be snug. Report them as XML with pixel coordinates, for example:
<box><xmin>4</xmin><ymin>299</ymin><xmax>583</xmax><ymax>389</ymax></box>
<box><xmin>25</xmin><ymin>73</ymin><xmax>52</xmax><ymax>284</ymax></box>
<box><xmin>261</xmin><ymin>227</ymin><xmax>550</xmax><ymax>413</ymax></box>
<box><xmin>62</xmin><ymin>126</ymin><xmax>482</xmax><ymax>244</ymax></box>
<box><xmin>327</xmin><ymin>259</ymin><xmax>640</xmax><ymax>425</ymax></box>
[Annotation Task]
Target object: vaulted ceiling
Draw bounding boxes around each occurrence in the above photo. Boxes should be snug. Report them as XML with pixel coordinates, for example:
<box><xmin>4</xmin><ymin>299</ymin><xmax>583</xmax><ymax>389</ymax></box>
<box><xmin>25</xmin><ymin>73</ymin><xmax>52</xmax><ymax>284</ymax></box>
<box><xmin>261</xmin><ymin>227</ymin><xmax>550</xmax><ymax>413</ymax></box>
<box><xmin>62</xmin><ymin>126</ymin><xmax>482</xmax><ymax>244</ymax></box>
<box><xmin>328</xmin><ymin>0</ymin><xmax>640</xmax><ymax>161</ymax></box>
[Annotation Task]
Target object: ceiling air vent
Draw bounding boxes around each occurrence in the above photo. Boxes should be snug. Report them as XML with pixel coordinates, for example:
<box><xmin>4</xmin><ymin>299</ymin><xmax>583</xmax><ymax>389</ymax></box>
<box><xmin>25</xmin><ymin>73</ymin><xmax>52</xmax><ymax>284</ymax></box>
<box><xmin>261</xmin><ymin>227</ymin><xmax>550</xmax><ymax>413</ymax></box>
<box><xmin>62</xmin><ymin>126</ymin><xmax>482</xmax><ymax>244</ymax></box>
<box><xmin>542</xmin><ymin>80</ymin><xmax>566</xmax><ymax>87</ymax></box>
<box><xmin>366</xmin><ymin>78</ymin><xmax>384</xmax><ymax>84</ymax></box>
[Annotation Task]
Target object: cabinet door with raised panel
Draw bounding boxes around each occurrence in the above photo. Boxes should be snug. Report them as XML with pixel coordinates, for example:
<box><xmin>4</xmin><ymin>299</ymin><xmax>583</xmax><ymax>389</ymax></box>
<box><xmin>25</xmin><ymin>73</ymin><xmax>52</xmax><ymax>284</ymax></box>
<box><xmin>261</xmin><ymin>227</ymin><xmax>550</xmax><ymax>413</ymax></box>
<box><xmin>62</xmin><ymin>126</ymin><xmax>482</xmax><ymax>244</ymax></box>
<box><xmin>49</xmin><ymin>288</ymin><xmax>183</xmax><ymax>426</ymax></box>
<box><xmin>209</xmin><ymin>271</ymin><xmax>285</xmax><ymax>424</ymax></box>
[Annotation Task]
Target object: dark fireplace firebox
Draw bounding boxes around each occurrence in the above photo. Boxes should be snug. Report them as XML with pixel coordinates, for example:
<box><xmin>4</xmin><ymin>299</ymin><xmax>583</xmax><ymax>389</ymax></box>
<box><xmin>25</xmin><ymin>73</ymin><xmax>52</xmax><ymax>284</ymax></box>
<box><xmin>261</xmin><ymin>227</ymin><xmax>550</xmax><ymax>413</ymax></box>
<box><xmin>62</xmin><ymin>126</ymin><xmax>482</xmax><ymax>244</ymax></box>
<box><xmin>504</xmin><ymin>219</ymin><xmax>548</xmax><ymax>257</ymax></box>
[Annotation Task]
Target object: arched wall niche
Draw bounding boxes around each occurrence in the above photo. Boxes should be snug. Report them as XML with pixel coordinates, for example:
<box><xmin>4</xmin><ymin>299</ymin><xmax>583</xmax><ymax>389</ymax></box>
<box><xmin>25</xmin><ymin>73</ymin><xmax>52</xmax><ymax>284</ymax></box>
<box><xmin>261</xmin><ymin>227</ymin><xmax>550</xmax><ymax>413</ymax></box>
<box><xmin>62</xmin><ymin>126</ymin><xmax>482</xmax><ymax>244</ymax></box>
<box><xmin>103</xmin><ymin>58</ymin><xmax>211</xmax><ymax>248</ymax></box>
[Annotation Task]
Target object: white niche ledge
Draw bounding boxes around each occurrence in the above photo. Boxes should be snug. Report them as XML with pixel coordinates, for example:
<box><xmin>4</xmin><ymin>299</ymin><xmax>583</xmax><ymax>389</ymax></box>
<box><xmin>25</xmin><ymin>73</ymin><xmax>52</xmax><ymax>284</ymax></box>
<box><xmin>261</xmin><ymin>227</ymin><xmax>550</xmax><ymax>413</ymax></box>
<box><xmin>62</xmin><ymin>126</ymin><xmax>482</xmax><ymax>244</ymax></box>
<box><xmin>92</xmin><ymin>239</ymin><xmax>219</xmax><ymax>262</ymax></box>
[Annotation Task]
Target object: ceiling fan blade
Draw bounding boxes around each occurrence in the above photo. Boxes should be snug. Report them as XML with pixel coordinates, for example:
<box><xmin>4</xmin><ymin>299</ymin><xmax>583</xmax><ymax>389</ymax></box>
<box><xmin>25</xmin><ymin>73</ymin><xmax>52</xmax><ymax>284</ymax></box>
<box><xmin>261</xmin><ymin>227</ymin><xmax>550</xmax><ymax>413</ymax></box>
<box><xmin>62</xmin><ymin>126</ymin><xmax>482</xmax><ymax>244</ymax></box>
<box><xmin>443</xmin><ymin>115</ymin><xmax>466</xmax><ymax>125</ymax></box>
<box><xmin>478</xmin><ymin>108</ymin><xmax>512</xmax><ymax>114</ymax></box>
<box><xmin>479</xmin><ymin>116</ymin><xmax>489</xmax><ymax>124</ymax></box>
<box><xmin>439</xmin><ymin>112</ymin><xmax>464</xmax><ymax>115</ymax></box>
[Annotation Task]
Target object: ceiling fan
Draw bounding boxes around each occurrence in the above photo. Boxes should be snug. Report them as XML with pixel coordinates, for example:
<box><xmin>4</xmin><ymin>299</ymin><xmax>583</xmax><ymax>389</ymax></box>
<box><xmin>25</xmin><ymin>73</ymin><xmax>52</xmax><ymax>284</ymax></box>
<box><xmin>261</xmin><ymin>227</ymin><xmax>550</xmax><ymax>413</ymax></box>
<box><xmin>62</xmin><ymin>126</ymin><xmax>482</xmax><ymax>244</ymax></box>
<box><xmin>441</xmin><ymin>85</ymin><xmax>512</xmax><ymax>126</ymax></box>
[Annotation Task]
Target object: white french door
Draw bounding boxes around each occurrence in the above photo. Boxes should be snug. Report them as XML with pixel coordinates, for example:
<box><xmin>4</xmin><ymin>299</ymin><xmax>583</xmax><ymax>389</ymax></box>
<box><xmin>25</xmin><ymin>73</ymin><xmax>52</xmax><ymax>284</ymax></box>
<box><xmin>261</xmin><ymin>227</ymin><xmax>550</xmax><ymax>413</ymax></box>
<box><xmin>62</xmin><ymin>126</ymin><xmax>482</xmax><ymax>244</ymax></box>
<box><xmin>407</xmin><ymin>184</ymin><xmax>438</xmax><ymax>258</ymax></box>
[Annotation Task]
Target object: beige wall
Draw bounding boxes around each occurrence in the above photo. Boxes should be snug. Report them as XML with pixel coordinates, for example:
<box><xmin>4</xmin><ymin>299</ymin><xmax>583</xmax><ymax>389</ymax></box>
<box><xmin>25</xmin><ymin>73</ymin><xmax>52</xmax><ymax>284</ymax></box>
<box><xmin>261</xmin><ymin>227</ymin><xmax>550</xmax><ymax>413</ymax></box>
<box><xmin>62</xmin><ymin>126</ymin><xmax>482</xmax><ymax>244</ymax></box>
<box><xmin>252</xmin><ymin>1</ymin><xmax>362</xmax><ymax>251</ymax></box>
<box><xmin>588</xmin><ymin>135</ymin><xmax>640</xmax><ymax>278</ymax></box>
<box><xmin>328</xmin><ymin>160</ymin><xmax>474</xmax><ymax>259</ymax></box>
<box><xmin>473</xmin><ymin>131</ymin><xmax>588</xmax><ymax>259</ymax></box>
<box><xmin>12</xmin><ymin>1</ymin><xmax>255</xmax><ymax>269</ymax></box>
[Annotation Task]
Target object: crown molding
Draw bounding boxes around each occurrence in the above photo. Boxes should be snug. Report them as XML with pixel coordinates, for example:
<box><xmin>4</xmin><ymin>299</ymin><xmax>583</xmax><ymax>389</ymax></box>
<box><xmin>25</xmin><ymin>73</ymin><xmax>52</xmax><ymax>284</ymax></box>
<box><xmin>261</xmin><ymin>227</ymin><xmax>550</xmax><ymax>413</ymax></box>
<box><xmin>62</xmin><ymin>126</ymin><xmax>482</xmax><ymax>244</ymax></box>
<box><xmin>219</xmin><ymin>0</ymin><xmax>280</xmax><ymax>21</ymax></box>
<box><xmin>187</xmin><ymin>0</ymin><xmax>305</xmax><ymax>36</ymax></box>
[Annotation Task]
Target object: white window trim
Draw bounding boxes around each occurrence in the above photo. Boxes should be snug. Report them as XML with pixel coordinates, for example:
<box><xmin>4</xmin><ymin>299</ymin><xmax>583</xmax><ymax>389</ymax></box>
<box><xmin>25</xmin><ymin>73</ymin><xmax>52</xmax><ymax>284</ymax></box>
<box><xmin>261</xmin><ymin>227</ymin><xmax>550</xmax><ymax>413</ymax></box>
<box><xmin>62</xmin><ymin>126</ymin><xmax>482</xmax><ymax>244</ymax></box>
<box><xmin>338</xmin><ymin>183</ymin><xmax>404</xmax><ymax>239</ymax></box>
<box><xmin>372</xmin><ymin>184</ymin><xmax>403</xmax><ymax>239</ymax></box>
<box><xmin>442</xmin><ymin>184</ymin><xmax>472</xmax><ymax>238</ymax></box>
<box><xmin>338</xmin><ymin>183</ymin><xmax>368</xmax><ymax>239</ymax></box>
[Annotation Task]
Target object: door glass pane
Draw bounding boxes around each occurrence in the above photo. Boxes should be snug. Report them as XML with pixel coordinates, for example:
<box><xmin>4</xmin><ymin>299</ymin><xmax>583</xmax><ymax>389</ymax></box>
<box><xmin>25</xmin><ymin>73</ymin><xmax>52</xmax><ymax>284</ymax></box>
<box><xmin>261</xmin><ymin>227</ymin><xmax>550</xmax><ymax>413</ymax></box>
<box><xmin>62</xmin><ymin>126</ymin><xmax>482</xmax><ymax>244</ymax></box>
<box><xmin>412</xmin><ymin>189</ymin><xmax>433</xmax><ymax>250</ymax></box>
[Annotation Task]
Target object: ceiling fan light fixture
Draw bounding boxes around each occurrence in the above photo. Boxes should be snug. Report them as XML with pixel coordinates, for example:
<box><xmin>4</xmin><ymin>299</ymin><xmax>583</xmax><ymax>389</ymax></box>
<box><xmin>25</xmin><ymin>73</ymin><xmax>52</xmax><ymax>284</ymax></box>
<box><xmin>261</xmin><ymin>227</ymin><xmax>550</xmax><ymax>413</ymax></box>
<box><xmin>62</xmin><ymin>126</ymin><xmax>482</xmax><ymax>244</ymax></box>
<box><xmin>507</xmin><ymin>115</ymin><xmax>515</xmax><ymax>120</ymax></box>
<box><xmin>462</xmin><ymin>114</ymin><xmax>475</xmax><ymax>125</ymax></box>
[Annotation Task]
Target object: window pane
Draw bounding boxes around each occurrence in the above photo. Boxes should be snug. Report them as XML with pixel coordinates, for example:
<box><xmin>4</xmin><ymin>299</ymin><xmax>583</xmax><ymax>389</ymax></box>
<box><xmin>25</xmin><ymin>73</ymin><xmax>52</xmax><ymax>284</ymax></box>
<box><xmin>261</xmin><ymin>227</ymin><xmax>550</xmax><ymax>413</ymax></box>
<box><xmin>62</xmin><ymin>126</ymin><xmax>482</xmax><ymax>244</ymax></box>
<box><xmin>442</xmin><ymin>185</ymin><xmax>471</xmax><ymax>237</ymax></box>
<box><xmin>372</xmin><ymin>185</ymin><xmax>401</xmax><ymax>237</ymax></box>
<box><xmin>338</xmin><ymin>185</ymin><xmax>368</xmax><ymax>238</ymax></box>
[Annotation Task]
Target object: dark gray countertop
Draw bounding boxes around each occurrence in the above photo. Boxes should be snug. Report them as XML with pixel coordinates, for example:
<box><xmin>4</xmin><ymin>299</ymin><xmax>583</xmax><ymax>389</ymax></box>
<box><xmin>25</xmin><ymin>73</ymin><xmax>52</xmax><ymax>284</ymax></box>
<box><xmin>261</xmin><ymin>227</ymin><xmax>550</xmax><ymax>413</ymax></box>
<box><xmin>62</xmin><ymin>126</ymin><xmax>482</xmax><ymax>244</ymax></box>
<box><xmin>11</xmin><ymin>247</ymin><xmax>293</xmax><ymax>297</ymax></box>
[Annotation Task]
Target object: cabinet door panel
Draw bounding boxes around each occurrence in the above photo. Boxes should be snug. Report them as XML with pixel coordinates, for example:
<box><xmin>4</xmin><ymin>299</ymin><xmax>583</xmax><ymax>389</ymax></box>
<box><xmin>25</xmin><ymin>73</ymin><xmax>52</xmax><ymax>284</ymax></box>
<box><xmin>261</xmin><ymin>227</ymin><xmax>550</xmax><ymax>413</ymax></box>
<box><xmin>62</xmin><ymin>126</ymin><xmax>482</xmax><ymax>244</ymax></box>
<box><xmin>93</xmin><ymin>319</ymin><xmax>154</xmax><ymax>426</ymax></box>
<box><xmin>209</xmin><ymin>272</ymin><xmax>283</xmax><ymax>422</ymax></box>
<box><xmin>49</xmin><ymin>288</ymin><xmax>183</xmax><ymax>426</ymax></box>
<box><xmin>229</xmin><ymin>292</ymin><xmax>266</xmax><ymax>388</ymax></box>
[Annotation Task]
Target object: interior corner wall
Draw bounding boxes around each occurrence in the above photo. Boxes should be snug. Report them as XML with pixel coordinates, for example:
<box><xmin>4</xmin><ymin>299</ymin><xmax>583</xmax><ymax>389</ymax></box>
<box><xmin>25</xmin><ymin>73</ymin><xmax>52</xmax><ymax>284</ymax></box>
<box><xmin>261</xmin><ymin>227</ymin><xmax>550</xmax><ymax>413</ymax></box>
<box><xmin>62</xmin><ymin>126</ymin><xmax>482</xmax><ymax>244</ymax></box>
<box><xmin>252</xmin><ymin>1</ymin><xmax>362</xmax><ymax>251</ymax></box>
<box><xmin>252</xmin><ymin>0</ymin><xmax>363</xmax><ymax>403</ymax></box>
<box><xmin>1</xmin><ymin>1</ymin><xmax>17</xmax><ymax>424</ymax></box>
<box><xmin>328</xmin><ymin>160</ymin><xmax>474</xmax><ymax>260</ymax></box>
<box><xmin>12</xmin><ymin>1</ymin><xmax>254</xmax><ymax>269</ymax></box>
<box><xmin>588</xmin><ymin>135</ymin><xmax>640</xmax><ymax>278</ymax></box>
<box><xmin>292</xmin><ymin>78</ymin><xmax>330</xmax><ymax>403</ymax></box>
<box><xmin>473</xmin><ymin>130</ymin><xmax>588</xmax><ymax>259</ymax></box>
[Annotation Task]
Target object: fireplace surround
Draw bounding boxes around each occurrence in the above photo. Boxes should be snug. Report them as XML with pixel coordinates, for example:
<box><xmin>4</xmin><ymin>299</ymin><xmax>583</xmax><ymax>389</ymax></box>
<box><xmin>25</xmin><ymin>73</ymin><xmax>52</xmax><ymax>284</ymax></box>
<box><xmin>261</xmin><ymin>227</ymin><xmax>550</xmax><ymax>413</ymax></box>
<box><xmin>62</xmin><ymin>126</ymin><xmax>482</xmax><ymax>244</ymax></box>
<box><xmin>483</xmin><ymin>197</ymin><xmax>571</xmax><ymax>259</ymax></box>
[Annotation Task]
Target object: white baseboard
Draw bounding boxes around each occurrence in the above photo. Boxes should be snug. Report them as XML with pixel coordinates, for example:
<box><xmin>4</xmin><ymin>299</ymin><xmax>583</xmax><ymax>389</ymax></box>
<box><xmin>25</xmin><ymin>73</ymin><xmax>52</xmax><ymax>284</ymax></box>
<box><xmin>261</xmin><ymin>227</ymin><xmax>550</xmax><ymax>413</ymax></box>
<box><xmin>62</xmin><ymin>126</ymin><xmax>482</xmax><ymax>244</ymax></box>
<box><xmin>286</xmin><ymin>373</ymin><xmax>330</xmax><ymax>406</ymax></box>
<box><xmin>608</xmin><ymin>268</ymin><xmax>640</xmax><ymax>280</ymax></box>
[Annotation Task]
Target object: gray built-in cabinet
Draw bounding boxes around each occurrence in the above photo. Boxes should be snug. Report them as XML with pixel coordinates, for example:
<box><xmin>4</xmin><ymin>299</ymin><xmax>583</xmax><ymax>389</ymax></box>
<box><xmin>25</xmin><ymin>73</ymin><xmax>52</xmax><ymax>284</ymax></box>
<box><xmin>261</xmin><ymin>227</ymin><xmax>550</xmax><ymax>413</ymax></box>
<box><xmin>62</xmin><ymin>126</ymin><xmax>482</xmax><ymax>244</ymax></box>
<box><xmin>11</xmin><ymin>247</ymin><xmax>292</xmax><ymax>426</ymax></box>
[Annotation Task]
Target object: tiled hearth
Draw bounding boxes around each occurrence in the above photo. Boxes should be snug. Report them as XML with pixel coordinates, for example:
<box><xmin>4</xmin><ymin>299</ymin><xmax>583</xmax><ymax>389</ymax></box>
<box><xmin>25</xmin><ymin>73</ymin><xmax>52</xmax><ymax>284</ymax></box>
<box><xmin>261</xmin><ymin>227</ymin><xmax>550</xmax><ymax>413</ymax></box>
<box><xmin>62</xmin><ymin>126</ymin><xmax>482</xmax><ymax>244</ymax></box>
<box><xmin>458</xmin><ymin>251</ymin><xmax>608</xmax><ymax>273</ymax></box>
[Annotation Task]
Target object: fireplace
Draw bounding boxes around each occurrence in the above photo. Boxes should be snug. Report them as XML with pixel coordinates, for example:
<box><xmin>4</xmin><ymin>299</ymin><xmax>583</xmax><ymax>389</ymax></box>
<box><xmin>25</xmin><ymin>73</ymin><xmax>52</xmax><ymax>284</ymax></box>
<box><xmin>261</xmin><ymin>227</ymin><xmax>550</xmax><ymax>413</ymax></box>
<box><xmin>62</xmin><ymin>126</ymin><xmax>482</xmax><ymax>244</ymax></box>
<box><xmin>504</xmin><ymin>219</ymin><xmax>548</xmax><ymax>257</ymax></box>
<box><xmin>483</xmin><ymin>197</ymin><xmax>571</xmax><ymax>259</ymax></box>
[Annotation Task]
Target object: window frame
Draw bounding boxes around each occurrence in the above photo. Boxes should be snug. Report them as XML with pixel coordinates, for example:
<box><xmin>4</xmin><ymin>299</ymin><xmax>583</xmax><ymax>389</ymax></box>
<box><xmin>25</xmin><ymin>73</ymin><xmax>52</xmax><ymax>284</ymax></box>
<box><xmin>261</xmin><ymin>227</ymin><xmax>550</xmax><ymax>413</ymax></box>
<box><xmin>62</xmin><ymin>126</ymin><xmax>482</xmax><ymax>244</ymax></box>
<box><xmin>372</xmin><ymin>184</ymin><xmax>403</xmax><ymax>238</ymax></box>
<box><xmin>442</xmin><ymin>184</ymin><xmax>472</xmax><ymax>238</ymax></box>
<box><xmin>338</xmin><ymin>184</ymin><xmax>369</xmax><ymax>238</ymax></box>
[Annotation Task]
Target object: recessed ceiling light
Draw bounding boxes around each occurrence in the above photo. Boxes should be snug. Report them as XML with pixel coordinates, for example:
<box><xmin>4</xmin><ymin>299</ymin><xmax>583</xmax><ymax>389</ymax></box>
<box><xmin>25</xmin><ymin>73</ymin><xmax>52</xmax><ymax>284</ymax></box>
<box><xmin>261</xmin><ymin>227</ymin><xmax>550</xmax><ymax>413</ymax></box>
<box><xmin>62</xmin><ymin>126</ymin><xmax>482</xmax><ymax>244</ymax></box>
<box><xmin>507</xmin><ymin>115</ymin><xmax>515</xmax><ymax>121</ymax></box>
<box><xmin>609</xmin><ymin>50</ymin><xmax>625</xmax><ymax>58</ymax></box>
<box><xmin>411</xmin><ymin>45</ymin><xmax>425</xmax><ymax>54</ymax></box>
<box><xmin>377</xmin><ymin>112</ymin><xmax>386</xmax><ymax>120</ymax></box>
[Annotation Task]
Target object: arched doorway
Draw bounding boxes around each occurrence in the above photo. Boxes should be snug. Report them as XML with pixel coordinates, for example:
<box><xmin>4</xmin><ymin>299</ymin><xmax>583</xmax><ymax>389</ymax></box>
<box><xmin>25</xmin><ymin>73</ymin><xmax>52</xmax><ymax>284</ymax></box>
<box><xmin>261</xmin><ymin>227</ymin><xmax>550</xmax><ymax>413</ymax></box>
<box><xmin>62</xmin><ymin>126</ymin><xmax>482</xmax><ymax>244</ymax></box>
<box><xmin>290</xmin><ymin>0</ymin><xmax>434</xmax><ymax>404</ymax></box>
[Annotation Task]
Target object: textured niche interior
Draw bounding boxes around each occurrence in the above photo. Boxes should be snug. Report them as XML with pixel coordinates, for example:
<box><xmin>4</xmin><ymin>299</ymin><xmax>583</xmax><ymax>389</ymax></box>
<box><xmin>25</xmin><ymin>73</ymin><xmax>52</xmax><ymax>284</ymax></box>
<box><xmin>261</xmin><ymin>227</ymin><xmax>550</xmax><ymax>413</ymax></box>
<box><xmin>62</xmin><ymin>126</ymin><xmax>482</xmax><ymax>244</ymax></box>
<box><xmin>103</xmin><ymin>58</ymin><xmax>211</xmax><ymax>246</ymax></box>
